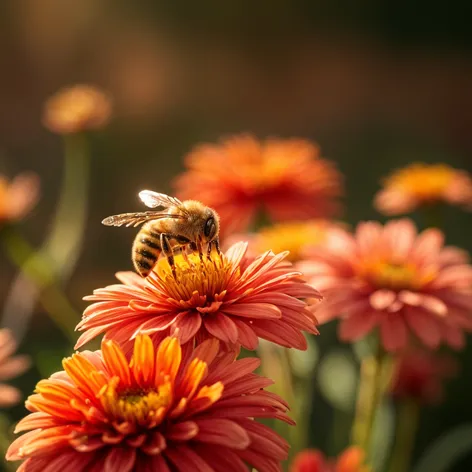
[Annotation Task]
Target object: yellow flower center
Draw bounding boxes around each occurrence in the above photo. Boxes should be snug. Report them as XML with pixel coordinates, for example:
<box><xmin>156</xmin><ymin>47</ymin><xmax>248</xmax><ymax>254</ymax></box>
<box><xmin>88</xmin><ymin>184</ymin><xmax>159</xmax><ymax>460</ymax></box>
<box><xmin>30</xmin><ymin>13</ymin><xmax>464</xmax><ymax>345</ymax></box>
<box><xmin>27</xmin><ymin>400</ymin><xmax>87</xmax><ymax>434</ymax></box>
<box><xmin>386</xmin><ymin>163</ymin><xmax>455</xmax><ymax>201</ymax></box>
<box><xmin>255</xmin><ymin>221</ymin><xmax>329</xmax><ymax>261</ymax></box>
<box><xmin>100</xmin><ymin>378</ymin><xmax>172</xmax><ymax>425</ymax></box>
<box><xmin>358</xmin><ymin>259</ymin><xmax>436</xmax><ymax>291</ymax></box>
<box><xmin>154</xmin><ymin>251</ymin><xmax>237</xmax><ymax>309</ymax></box>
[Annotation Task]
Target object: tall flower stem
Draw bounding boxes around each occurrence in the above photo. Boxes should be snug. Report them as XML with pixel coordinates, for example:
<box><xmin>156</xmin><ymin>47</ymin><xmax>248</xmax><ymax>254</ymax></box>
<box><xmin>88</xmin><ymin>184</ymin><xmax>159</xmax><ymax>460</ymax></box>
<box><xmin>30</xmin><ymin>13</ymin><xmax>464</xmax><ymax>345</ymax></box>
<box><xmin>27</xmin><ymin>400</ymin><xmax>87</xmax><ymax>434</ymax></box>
<box><xmin>0</xmin><ymin>225</ymin><xmax>79</xmax><ymax>342</ymax></box>
<box><xmin>387</xmin><ymin>399</ymin><xmax>420</xmax><ymax>472</ymax></box>
<box><xmin>351</xmin><ymin>344</ymin><xmax>386</xmax><ymax>459</ymax></box>
<box><xmin>44</xmin><ymin>133</ymin><xmax>90</xmax><ymax>277</ymax></box>
<box><xmin>1</xmin><ymin>133</ymin><xmax>90</xmax><ymax>342</ymax></box>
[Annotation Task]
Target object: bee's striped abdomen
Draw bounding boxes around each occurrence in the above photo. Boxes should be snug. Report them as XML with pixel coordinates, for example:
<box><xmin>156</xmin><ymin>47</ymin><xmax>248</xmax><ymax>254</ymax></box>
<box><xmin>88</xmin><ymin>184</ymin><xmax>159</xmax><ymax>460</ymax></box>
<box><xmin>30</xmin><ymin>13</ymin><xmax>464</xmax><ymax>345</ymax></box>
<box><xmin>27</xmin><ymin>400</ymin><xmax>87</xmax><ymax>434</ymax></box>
<box><xmin>132</xmin><ymin>224</ymin><xmax>162</xmax><ymax>277</ymax></box>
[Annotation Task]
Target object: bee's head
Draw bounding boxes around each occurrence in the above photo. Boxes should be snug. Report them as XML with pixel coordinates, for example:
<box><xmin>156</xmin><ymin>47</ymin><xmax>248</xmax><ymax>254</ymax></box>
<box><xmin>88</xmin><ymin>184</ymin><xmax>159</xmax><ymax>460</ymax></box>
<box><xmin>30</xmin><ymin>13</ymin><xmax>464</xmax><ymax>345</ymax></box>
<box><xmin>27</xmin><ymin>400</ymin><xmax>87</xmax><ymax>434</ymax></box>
<box><xmin>201</xmin><ymin>208</ymin><xmax>219</xmax><ymax>243</ymax></box>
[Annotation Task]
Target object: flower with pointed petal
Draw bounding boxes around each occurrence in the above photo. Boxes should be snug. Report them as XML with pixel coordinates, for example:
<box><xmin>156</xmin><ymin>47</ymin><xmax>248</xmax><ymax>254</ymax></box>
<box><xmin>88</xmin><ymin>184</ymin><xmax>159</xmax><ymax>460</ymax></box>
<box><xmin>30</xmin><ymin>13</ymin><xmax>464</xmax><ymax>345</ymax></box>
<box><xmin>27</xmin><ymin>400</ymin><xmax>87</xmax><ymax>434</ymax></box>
<box><xmin>300</xmin><ymin>219</ymin><xmax>472</xmax><ymax>352</ymax></box>
<box><xmin>174</xmin><ymin>134</ymin><xmax>343</xmax><ymax>235</ymax></box>
<box><xmin>76</xmin><ymin>242</ymin><xmax>320</xmax><ymax>353</ymax></box>
<box><xmin>375</xmin><ymin>163</ymin><xmax>472</xmax><ymax>216</ymax></box>
<box><xmin>7</xmin><ymin>335</ymin><xmax>292</xmax><ymax>472</ymax></box>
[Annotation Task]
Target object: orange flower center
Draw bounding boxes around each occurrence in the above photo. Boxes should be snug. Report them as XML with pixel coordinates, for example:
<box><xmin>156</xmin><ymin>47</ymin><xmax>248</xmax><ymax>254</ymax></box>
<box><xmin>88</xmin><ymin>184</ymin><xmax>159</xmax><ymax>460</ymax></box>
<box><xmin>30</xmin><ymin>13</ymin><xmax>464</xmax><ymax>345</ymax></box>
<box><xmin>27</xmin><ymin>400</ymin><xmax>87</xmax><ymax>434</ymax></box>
<box><xmin>255</xmin><ymin>221</ymin><xmax>329</xmax><ymax>261</ymax></box>
<box><xmin>386</xmin><ymin>164</ymin><xmax>455</xmax><ymax>201</ymax></box>
<box><xmin>100</xmin><ymin>378</ymin><xmax>172</xmax><ymax>425</ymax></box>
<box><xmin>358</xmin><ymin>260</ymin><xmax>435</xmax><ymax>292</ymax></box>
<box><xmin>154</xmin><ymin>251</ymin><xmax>237</xmax><ymax>309</ymax></box>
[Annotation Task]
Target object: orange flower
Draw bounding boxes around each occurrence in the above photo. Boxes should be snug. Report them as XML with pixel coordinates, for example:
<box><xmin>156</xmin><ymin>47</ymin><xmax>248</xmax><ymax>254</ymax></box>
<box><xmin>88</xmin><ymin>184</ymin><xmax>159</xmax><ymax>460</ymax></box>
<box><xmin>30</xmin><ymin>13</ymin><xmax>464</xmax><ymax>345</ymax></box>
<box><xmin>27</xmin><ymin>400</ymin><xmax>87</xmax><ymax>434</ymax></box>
<box><xmin>76</xmin><ymin>242</ymin><xmax>321</xmax><ymax>354</ymax></box>
<box><xmin>0</xmin><ymin>329</ymin><xmax>30</xmax><ymax>408</ymax></box>
<box><xmin>390</xmin><ymin>349</ymin><xmax>458</xmax><ymax>405</ymax></box>
<box><xmin>375</xmin><ymin>163</ymin><xmax>472</xmax><ymax>215</ymax></box>
<box><xmin>174</xmin><ymin>134</ymin><xmax>343</xmax><ymax>235</ymax></box>
<box><xmin>7</xmin><ymin>335</ymin><xmax>292</xmax><ymax>471</ymax></box>
<box><xmin>0</xmin><ymin>173</ymin><xmax>40</xmax><ymax>225</ymax></box>
<box><xmin>290</xmin><ymin>447</ymin><xmax>370</xmax><ymax>472</ymax></box>
<box><xmin>300</xmin><ymin>219</ymin><xmax>472</xmax><ymax>352</ymax></box>
<box><xmin>42</xmin><ymin>85</ymin><xmax>112</xmax><ymax>134</ymax></box>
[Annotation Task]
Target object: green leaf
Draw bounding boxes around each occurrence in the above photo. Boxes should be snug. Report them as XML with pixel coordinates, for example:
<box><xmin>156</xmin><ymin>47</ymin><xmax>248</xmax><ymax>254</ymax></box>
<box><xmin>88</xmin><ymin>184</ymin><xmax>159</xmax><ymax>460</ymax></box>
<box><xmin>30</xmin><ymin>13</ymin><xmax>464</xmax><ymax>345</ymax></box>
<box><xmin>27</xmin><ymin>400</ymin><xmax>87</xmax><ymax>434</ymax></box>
<box><xmin>412</xmin><ymin>424</ymin><xmax>472</xmax><ymax>472</ymax></box>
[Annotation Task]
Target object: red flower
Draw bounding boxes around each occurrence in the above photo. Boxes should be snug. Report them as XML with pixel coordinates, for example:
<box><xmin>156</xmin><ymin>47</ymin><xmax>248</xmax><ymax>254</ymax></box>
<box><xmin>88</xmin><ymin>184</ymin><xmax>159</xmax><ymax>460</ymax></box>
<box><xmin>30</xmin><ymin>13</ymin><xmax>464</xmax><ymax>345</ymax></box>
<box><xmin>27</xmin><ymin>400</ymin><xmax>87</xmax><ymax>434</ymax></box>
<box><xmin>390</xmin><ymin>349</ymin><xmax>458</xmax><ymax>405</ymax></box>
<box><xmin>290</xmin><ymin>447</ymin><xmax>370</xmax><ymax>472</ymax></box>
<box><xmin>300</xmin><ymin>219</ymin><xmax>472</xmax><ymax>352</ymax></box>
<box><xmin>174</xmin><ymin>134</ymin><xmax>343</xmax><ymax>235</ymax></box>
<box><xmin>76</xmin><ymin>243</ymin><xmax>320</xmax><ymax>354</ymax></box>
<box><xmin>7</xmin><ymin>335</ymin><xmax>292</xmax><ymax>471</ymax></box>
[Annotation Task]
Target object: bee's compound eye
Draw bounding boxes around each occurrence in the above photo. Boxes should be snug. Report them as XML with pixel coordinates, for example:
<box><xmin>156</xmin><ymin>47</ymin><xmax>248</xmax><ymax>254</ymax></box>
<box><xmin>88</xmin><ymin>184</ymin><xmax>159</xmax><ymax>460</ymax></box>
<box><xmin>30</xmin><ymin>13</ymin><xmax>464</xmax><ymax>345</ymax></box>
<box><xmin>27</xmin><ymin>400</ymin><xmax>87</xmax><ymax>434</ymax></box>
<box><xmin>204</xmin><ymin>217</ymin><xmax>215</xmax><ymax>238</ymax></box>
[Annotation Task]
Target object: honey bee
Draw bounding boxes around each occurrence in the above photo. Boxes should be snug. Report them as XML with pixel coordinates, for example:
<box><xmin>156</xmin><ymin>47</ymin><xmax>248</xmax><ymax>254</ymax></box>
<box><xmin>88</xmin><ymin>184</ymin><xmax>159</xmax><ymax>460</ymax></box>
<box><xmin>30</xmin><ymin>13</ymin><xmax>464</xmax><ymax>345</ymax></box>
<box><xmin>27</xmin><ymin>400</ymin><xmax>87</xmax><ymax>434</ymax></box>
<box><xmin>102</xmin><ymin>190</ymin><xmax>220</xmax><ymax>277</ymax></box>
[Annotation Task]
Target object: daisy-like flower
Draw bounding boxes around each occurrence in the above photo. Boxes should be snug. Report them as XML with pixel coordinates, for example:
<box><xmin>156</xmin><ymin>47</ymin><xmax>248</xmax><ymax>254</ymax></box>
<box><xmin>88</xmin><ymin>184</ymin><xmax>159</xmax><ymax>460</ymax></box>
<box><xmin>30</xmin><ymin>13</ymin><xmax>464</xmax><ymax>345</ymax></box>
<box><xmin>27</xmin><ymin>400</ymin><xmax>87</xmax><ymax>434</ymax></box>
<box><xmin>375</xmin><ymin>163</ymin><xmax>472</xmax><ymax>216</ymax></box>
<box><xmin>390</xmin><ymin>349</ymin><xmax>458</xmax><ymax>405</ymax></box>
<box><xmin>0</xmin><ymin>328</ymin><xmax>30</xmax><ymax>408</ymax></box>
<box><xmin>7</xmin><ymin>335</ymin><xmax>292</xmax><ymax>472</ymax></box>
<box><xmin>300</xmin><ymin>219</ymin><xmax>472</xmax><ymax>351</ymax></box>
<box><xmin>0</xmin><ymin>173</ymin><xmax>40</xmax><ymax>225</ymax></box>
<box><xmin>251</xmin><ymin>220</ymin><xmax>344</xmax><ymax>263</ymax></box>
<box><xmin>290</xmin><ymin>447</ymin><xmax>370</xmax><ymax>472</ymax></box>
<box><xmin>42</xmin><ymin>85</ymin><xmax>112</xmax><ymax>135</ymax></box>
<box><xmin>174</xmin><ymin>134</ymin><xmax>343</xmax><ymax>234</ymax></box>
<box><xmin>76</xmin><ymin>242</ymin><xmax>320</xmax><ymax>353</ymax></box>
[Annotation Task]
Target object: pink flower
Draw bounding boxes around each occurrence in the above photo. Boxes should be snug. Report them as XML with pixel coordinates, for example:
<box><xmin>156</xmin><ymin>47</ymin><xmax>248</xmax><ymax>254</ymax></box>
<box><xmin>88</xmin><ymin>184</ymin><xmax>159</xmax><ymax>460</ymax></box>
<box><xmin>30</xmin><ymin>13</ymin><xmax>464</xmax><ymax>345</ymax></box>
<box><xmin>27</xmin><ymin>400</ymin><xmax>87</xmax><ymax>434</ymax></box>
<box><xmin>300</xmin><ymin>219</ymin><xmax>472</xmax><ymax>351</ymax></box>
<box><xmin>0</xmin><ymin>329</ymin><xmax>30</xmax><ymax>408</ymax></box>
<box><xmin>390</xmin><ymin>349</ymin><xmax>458</xmax><ymax>405</ymax></box>
<box><xmin>76</xmin><ymin>242</ymin><xmax>320</xmax><ymax>353</ymax></box>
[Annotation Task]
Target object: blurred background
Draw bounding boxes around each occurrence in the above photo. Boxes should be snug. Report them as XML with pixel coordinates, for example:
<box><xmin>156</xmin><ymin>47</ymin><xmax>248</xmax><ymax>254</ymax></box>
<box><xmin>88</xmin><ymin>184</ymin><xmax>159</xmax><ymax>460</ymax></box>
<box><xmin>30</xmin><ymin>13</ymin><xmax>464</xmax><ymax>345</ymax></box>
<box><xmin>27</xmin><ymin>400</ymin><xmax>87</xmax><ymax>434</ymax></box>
<box><xmin>1</xmin><ymin>1</ymin><xmax>472</xmax><ymax>470</ymax></box>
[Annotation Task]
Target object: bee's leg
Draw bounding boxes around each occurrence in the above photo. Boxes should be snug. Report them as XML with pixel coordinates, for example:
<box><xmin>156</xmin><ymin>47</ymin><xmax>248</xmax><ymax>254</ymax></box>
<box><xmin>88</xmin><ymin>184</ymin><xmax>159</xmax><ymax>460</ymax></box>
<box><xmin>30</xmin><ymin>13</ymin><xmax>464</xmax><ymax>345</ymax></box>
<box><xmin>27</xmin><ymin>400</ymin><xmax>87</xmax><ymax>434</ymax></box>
<box><xmin>197</xmin><ymin>241</ymin><xmax>204</xmax><ymax>262</ymax></box>
<box><xmin>207</xmin><ymin>241</ymin><xmax>212</xmax><ymax>259</ymax></box>
<box><xmin>189</xmin><ymin>242</ymin><xmax>198</xmax><ymax>252</ymax></box>
<box><xmin>181</xmin><ymin>244</ymin><xmax>190</xmax><ymax>264</ymax></box>
<box><xmin>160</xmin><ymin>233</ymin><xmax>176</xmax><ymax>279</ymax></box>
<box><xmin>214</xmin><ymin>238</ymin><xmax>221</xmax><ymax>254</ymax></box>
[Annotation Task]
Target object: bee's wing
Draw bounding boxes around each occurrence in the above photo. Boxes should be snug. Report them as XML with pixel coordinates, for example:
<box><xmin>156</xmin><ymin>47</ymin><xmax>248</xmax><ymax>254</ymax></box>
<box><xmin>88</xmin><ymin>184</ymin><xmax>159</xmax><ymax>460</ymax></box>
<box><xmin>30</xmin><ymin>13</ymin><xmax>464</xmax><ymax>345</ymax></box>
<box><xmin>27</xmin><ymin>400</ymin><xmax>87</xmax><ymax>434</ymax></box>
<box><xmin>102</xmin><ymin>211</ymin><xmax>184</xmax><ymax>228</ymax></box>
<box><xmin>139</xmin><ymin>190</ymin><xmax>184</xmax><ymax>209</ymax></box>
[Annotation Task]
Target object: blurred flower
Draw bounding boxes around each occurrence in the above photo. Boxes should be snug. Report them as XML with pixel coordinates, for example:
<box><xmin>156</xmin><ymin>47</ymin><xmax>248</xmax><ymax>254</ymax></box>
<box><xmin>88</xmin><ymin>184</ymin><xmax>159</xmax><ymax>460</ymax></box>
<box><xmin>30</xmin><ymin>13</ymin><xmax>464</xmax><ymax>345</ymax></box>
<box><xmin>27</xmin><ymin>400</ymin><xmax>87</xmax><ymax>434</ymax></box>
<box><xmin>252</xmin><ymin>219</ymin><xmax>344</xmax><ymax>263</ymax></box>
<box><xmin>375</xmin><ymin>163</ymin><xmax>472</xmax><ymax>215</ymax></box>
<box><xmin>76</xmin><ymin>242</ymin><xmax>321</xmax><ymax>353</ymax></box>
<box><xmin>290</xmin><ymin>447</ymin><xmax>370</xmax><ymax>472</ymax></box>
<box><xmin>0</xmin><ymin>173</ymin><xmax>40</xmax><ymax>225</ymax></box>
<box><xmin>0</xmin><ymin>328</ymin><xmax>30</xmax><ymax>408</ymax></box>
<box><xmin>7</xmin><ymin>335</ymin><xmax>292</xmax><ymax>471</ymax></box>
<box><xmin>42</xmin><ymin>84</ymin><xmax>112</xmax><ymax>134</ymax></box>
<box><xmin>300</xmin><ymin>219</ymin><xmax>472</xmax><ymax>352</ymax></box>
<box><xmin>390</xmin><ymin>349</ymin><xmax>458</xmax><ymax>405</ymax></box>
<box><xmin>174</xmin><ymin>134</ymin><xmax>343</xmax><ymax>235</ymax></box>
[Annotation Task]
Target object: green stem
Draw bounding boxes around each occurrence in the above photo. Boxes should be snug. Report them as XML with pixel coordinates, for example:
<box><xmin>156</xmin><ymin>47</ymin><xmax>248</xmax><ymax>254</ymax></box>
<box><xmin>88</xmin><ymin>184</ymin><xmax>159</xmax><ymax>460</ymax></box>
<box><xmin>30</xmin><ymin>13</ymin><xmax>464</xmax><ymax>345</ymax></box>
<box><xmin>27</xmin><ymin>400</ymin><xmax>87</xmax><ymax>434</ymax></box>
<box><xmin>44</xmin><ymin>133</ymin><xmax>90</xmax><ymax>277</ymax></box>
<box><xmin>258</xmin><ymin>343</ymin><xmax>298</xmax><ymax>462</ymax></box>
<box><xmin>388</xmin><ymin>399</ymin><xmax>420</xmax><ymax>472</ymax></box>
<box><xmin>1</xmin><ymin>225</ymin><xmax>79</xmax><ymax>342</ymax></box>
<box><xmin>351</xmin><ymin>344</ymin><xmax>386</xmax><ymax>458</ymax></box>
